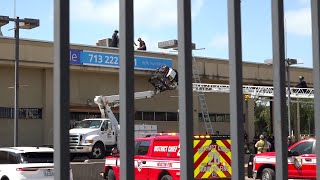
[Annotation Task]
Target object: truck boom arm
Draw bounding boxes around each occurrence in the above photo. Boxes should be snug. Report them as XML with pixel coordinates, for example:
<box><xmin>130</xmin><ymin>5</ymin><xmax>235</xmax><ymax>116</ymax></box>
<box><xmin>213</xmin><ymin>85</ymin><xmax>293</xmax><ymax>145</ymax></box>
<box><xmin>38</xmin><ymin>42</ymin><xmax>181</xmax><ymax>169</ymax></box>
<box><xmin>93</xmin><ymin>90</ymin><xmax>156</xmax><ymax>133</ymax></box>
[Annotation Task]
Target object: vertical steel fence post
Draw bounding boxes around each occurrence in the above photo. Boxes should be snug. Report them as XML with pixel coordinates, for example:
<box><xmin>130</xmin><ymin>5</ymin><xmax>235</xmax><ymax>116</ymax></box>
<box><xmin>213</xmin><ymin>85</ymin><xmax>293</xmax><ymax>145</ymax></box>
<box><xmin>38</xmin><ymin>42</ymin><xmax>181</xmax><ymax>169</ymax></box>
<box><xmin>286</xmin><ymin>61</ymin><xmax>291</xmax><ymax>136</ymax></box>
<box><xmin>227</xmin><ymin>0</ymin><xmax>244</xmax><ymax>179</ymax></box>
<box><xmin>177</xmin><ymin>0</ymin><xmax>193</xmax><ymax>179</ymax></box>
<box><xmin>119</xmin><ymin>0</ymin><xmax>134</xmax><ymax>179</ymax></box>
<box><xmin>53</xmin><ymin>0</ymin><xmax>70</xmax><ymax>179</ymax></box>
<box><xmin>310</xmin><ymin>0</ymin><xmax>320</xmax><ymax>179</ymax></box>
<box><xmin>14</xmin><ymin>16</ymin><xmax>20</xmax><ymax>147</ymax></box>
<box><xmin>271</xmin><ymin>0</ymin><xmax>288</xmax><ymax>179</ymax></box>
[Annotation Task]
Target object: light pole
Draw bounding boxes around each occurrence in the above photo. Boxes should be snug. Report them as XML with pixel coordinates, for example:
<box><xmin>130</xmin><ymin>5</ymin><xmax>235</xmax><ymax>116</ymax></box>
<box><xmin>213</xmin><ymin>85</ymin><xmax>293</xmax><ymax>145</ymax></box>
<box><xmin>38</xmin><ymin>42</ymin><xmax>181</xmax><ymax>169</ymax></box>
<box><xmin>285</xmin><ymin>58</ymin><xmax>297</xmax><ymax>137</ymax></box>
<box><xmin>0</xmin><ymin>16</ymin><xmax>39</xmax><ymax>146</ymax></box>
<box><xmin>264</xmin><ymin>58</ymin><xmax>297</xmax><ymax>137</ymax></box>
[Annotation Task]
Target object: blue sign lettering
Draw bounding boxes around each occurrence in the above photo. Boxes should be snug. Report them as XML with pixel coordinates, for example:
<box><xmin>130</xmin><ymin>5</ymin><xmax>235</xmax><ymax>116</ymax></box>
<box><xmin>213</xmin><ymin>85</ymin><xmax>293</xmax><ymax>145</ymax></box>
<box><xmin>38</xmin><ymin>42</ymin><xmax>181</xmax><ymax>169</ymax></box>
<box><xmin>80</xmin><ymin>51</ymin><xmax>120</xmax><ymax>67</ymax></box>
<box><xmin>70</xmin><ymin>49</ymin><xmax>81</xmax><ymax>65</ymax></box>
<box><xmin>80</xmin><ymin>51</ymin><xmax>172</xmax><ymax>70</ymax></box>
<box><xmin>134</xmin><ymin>56</ymin><xmax>172</xmax><ymax>70</ymax></box>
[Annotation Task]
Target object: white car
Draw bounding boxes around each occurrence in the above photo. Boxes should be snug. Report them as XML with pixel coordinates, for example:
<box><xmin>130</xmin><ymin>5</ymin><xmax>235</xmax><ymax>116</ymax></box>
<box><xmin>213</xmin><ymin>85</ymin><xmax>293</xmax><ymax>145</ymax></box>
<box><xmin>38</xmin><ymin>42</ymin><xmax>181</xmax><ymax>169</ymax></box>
<box><xmin>0</xmin><ymin>147</ymin><xmax>73</xmax><ymax>180</ymax></box>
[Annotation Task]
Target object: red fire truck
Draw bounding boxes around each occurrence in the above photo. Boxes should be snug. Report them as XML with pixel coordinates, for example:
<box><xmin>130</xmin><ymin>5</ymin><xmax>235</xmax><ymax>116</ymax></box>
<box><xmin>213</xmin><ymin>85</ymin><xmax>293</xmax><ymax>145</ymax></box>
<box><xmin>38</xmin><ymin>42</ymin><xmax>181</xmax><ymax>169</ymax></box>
<box><xmin>252</xmin><ymin>138</ymin><xmax>316</xmax><ymax>179</ymax></box>
<box><xmin>101</xmin><ymin>133</ymin><xmax>231</xmax><ymax>180</ymax></box>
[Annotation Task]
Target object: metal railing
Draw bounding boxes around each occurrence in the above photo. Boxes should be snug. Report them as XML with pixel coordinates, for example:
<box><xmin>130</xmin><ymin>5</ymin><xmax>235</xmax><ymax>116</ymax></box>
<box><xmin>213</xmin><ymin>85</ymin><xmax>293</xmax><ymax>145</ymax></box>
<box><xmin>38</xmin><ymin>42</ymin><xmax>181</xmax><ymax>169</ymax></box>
<box><xmin>193</xmin><ymin>83</ymin><xmax>315</xmax><ymax>98</ymax></box>
<box><xmin>52</xmin><ymin>0</ymin><xmax>320</xmax><ymax>179</ymax></box>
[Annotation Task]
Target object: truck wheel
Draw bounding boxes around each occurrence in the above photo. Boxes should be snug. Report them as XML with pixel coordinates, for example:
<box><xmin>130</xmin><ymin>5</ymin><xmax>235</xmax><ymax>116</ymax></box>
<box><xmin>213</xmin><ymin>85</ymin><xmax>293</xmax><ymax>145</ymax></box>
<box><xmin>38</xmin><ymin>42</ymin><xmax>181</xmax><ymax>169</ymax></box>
<box><xmin>90</xmin><ymin>142</ymin><xmax>105</xmax><ymax>159</ymax></box>
<box><xmin>160</xmin><ymin>175</ymin><xmax>172</xmax><ymax>180</ymax></box>
<box><xmin>108</xmin><ymin>169</ymin><xmax>115</xmax><ymax>180</ymax></box>
<box><xmin>1</xmin><ymin>176</ymin><xmax>9</xmax><ymax>180</ymax></box>
<box><xmin>261</xmin><ymin>168</ymin><xmax>275</xmax><ymax>180</ymax></box>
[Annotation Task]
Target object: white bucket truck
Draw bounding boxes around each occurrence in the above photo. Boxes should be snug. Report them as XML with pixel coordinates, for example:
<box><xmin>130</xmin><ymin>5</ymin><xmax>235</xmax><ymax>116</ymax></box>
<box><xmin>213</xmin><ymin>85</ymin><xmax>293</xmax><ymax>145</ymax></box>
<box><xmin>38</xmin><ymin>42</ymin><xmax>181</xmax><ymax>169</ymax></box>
<box><xmin>69</xmin><ymin>91</ymin><xmax>158</xmax><ymax>159</ymax></box>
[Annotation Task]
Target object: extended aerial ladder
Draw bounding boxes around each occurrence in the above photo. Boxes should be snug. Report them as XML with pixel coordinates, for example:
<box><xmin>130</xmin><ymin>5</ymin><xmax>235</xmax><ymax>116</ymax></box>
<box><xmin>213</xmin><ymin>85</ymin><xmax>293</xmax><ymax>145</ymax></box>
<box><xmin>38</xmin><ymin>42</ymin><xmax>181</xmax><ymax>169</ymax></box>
<box><xmin>93</xmin><ymin>76</ymin><xmax>314</xmax><ymax>138</ymax></box>
<box><xmin>192</xmin><ymin>57</ymin><xmax>214</xmax><ymax>134</ymax></box>
<box><xmin>191</xmin><ymin>82</ymin><xmax>314</xmax><ymax>135</ymax></box>
<box><xmin>192</xmin><ymin>83</ymin><xmax>315</xmax><ymax>99</ymax></box>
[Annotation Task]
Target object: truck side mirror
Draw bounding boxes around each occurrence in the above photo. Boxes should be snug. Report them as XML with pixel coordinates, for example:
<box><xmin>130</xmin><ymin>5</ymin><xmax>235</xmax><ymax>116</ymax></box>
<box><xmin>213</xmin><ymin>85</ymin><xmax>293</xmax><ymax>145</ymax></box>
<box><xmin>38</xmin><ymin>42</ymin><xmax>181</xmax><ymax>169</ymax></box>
<box><xmin>101</xmin><ymin>127</ymin><xmax>105</xmax><ymax>131</ymax></box>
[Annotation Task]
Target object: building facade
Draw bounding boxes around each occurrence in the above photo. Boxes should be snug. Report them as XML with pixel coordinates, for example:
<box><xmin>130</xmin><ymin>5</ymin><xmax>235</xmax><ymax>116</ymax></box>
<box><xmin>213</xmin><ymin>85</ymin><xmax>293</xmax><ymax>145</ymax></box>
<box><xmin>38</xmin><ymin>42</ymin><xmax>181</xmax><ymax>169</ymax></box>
<box><xmin>0</xmin><ymin>37</ymin><xmax>313</xmax><ymax>147</ymax></box>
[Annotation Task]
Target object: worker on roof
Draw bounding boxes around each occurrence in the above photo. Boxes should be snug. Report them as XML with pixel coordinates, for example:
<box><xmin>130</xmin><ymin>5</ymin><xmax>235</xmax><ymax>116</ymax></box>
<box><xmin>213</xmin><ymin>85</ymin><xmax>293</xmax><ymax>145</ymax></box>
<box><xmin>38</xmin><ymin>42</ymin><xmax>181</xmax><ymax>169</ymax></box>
<box><xmin>136</xmin><ymin>38</ymin><xmax>147</xmax><ymax>51</ymax></box>
<box><xmin>109</xmin><ymin>30</ymin><xmax>119</xmax><ymax>48</ymax></box>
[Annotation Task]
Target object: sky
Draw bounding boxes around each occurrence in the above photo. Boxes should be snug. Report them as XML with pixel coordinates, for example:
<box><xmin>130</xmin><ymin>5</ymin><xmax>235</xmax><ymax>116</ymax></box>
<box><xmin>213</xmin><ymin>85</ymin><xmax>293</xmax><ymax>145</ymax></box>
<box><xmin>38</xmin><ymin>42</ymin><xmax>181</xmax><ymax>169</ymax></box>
<box><xmin>0</xmin><ymin>0</ymin><xmax>314</xmax><ymax>67</ymax></box>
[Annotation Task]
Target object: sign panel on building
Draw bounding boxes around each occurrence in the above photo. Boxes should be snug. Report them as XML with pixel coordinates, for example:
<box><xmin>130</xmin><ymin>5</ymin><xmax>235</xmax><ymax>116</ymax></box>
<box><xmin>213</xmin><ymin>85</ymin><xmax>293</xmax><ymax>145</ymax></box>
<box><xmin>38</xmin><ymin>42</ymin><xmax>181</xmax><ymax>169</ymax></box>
<box><xmin>69</xmin><ymin>49</ymin><xmax>172</xmax><ymax>70</ymax></box>
<box><xmin>80</xmin><ymin>51</ymin><xmax>172</xmax><ymax>70</ymax></box>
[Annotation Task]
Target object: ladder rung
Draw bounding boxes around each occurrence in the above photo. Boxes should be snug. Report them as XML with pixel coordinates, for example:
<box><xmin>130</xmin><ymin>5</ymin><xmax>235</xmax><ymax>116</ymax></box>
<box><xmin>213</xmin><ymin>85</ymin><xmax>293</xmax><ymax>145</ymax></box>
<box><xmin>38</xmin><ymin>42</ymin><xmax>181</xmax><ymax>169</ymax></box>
<box><xmin>193</xmin><ymin>55</ymin><xmax>213</xmax><ymax>134</ymax></box>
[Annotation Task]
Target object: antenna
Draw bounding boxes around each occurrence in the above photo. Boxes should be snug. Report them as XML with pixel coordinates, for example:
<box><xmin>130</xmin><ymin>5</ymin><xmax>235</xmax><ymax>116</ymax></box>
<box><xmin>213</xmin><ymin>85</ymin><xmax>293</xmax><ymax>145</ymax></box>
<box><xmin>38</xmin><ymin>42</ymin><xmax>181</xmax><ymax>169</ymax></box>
<box><xmin>14</xmin><ymin>0</ymin><xmax>16</xmax><ymax>18</ymax></box>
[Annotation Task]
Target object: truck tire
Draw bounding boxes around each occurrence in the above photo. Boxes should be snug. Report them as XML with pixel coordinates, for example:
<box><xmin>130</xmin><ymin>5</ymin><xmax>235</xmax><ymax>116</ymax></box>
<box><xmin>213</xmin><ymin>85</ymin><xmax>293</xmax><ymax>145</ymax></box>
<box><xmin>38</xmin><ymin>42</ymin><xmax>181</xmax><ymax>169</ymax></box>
<box><xmin>1</xmin><ymin>176</ymin><xmax>9</xmax><ymax>180</ymax></box>
<box><xmin>90</xmin><ymin>142</ymin><xmax>105</xmax><ymax>159</ymax></box>
<box><xmin>261</xmin><ymin>168</ymin><xmax>275</xmax><ymax>180</ymax></box>
<box><xmin>108</xmin><ymin>169</ymin><xmax>115</xmax><ymax>180</ymax></box>
<box><xmin>160</xmin><ymin>175</ymin><xmax>172</xmax><ymax>180</ymax></box>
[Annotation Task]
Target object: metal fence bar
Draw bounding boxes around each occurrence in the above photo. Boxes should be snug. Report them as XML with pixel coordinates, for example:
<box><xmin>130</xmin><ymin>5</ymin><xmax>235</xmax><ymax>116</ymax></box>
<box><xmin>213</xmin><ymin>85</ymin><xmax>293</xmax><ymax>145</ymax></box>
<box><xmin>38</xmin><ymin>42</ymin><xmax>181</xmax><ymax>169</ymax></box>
<box><xmin>53</xmin><ymin>0</ymin><xmax>70</xmax><ymax>179</ymax></box>
<box><xmin>119</xmin><ymin>0</ymin><xmax>134</xmax><ymax>179</ymax></box>
<box><xmin>271</xmin><ymin>0</ymin><xmax>288</xmax><ymax>179</ymax></box>
<box><xmin>227</xmin><ymin>0</ymin><xmax>244</xmax><ymax>179</ymax></box>
<box><xmin>311</xmin><ymin>1</ymin><xmax>320</xmax><ymax>179</ymax></box>
<box><xmin>14</xmin><ymin>17</ymin><xmax>20</xmax><ymax>147</ymax></box>
<box><xmin>177</xmin><ymin>0</ymin><xmax>193</xmax><ymax>179</ymax></box>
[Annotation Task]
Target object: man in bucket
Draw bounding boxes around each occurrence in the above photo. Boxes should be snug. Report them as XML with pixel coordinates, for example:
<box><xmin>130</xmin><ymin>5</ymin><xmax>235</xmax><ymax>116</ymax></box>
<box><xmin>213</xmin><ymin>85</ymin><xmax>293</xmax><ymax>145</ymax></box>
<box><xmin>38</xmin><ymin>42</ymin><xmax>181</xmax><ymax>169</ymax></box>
<box><xmin>148</xmin><ymin>65</ymin><xmax>178</xmax><ymax>93</ymax></box>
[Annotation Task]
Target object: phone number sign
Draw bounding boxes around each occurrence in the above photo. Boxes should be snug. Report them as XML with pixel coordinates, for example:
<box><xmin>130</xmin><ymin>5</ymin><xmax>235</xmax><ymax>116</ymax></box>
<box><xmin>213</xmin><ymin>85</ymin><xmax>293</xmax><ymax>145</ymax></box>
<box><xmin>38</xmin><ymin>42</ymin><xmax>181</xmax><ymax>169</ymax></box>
<box><xmin>79</xmin><ymin>50</ymin><xmax>172</xmax><ymax>70</ymax></box>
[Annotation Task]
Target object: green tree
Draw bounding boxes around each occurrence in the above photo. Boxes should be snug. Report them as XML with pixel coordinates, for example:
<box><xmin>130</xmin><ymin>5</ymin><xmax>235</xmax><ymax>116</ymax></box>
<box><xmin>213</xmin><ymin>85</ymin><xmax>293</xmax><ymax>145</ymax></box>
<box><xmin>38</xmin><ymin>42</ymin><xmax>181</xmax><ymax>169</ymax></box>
<box><xmin>254</xmin><ymin>102</ymin><xmax>271</xmax><ymax>135</ymax></box>
<box><xmin>298</xmin><ymin>100</ymin><xmax>314</xmax><ymax>136</ymax></box>
<box><xmin>254</xmin><ymin>99</ymin><xmax>314</xmax><ymax>137</ymax></box>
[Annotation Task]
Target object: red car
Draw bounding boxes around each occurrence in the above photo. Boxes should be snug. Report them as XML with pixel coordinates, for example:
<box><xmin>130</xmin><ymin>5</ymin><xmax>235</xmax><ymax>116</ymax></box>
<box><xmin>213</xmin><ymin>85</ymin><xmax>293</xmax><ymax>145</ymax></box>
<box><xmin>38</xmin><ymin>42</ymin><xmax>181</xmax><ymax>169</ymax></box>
<box><xmin>253</xmin><ymin>138</ymin><xmax>316</xmax><ymax>179</ymax></box>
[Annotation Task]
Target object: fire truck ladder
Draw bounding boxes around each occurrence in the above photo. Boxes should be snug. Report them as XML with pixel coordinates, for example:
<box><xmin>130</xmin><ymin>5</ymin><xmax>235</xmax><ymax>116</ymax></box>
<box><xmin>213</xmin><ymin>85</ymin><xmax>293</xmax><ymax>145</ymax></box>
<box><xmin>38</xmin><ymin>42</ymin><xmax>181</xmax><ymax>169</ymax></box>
<box><xmin>192</xmin><ymin>83</ymin><xmax>315</xmax><ymax>99</ymax></box>
<box><xmin>192</xmin><ymin>56</ymin><xmax>214</xmax><ymax>135</ymax></box>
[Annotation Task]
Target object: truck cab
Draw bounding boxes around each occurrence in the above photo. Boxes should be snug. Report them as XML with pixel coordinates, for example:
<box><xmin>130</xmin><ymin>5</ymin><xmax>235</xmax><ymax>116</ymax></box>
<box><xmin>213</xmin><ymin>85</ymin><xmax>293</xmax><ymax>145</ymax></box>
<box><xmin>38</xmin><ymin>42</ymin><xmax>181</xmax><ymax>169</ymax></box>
<box><xmin>69</xmin><ymin>90</ymin><xmax>158</xmax><ymax>159</ymax></box>
<box><xmin>69</xmin><ymin>118</ymin><xmax>118</xmax><ymax>159</ymax></box>
<box><xmin>253</xmin><ymin>138</ymin><xmax>316</xmax><ymax>179</ymax></box>
<box><xmin>102</xmin><ymin>134</ymin><xmax>180</xmax><ymax>180</ymax></box>
<box><xmin>102</xmin><ymin>134</ymin><xmax>231</xmax><ymax>180</ymax></box>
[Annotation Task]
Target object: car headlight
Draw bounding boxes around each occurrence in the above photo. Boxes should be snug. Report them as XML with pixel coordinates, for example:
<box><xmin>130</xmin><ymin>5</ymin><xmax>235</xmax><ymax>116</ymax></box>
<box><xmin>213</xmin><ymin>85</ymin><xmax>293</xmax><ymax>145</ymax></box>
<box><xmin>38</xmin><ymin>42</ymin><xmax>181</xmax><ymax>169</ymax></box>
<box><xmin>85</xmin><ymin>140</ymin><xmax>94</xmax><ymax>144</ymax></box>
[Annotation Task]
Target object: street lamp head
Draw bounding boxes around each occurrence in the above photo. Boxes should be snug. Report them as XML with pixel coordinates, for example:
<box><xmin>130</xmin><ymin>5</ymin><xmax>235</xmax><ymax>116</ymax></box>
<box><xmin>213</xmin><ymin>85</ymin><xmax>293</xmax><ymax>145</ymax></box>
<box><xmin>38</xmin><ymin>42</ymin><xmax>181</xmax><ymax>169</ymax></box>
<box><xmin>264</xmin><ymin>59</ymin><xmax>273</xmax><ymax>65</ymax></box>
<box><xmin>20</xmin><ymin>18</ymin><xmax>40</xmax><ymax>29</ymax></box>
<box><xmin>158</xmin><ymin>39</ymin><xmax>196</xmax><ymax>50</ymax></box>
<box><xmin>158</xmin><ymin>40</ymin><xmax>178</xmax><ymax>49</ymax></box>
<box><xmin>286</xmin><ymin>58</ymin><xmax>297</xmax><ymax>65</ymax></box>
<box><xmin>264</xmin><ymin>58</ymin><xmax>299</xmax><ymax>66</ymax></box>
<box><xmin>0</xmin><ymin>16</ymin><xmax>10</xmax><ymax>27</ymax></box>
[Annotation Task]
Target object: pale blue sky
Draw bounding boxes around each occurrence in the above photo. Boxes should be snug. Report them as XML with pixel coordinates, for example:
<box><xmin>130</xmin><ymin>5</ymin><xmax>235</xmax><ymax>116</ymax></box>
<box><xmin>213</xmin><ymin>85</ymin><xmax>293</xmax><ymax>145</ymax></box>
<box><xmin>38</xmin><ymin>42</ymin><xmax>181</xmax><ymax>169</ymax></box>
<box><xmin>0</xmin><ymin>0</ymin><xmax>314</xmax><ymax>67</ymax></box>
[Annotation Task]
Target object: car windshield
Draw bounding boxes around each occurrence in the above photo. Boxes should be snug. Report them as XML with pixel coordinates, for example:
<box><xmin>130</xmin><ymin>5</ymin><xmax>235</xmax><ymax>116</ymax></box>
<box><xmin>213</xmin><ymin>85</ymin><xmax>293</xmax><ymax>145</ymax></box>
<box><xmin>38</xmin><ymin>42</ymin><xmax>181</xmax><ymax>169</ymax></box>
<box><xmin>20</xmin><ymin>152</ymin><xmax>53</xmax><ymax>163</ymax></box>
<box><xmin>75</xmin><ymin>120</ymin><xmax>102</xmax><ymax>129</ymax></box>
